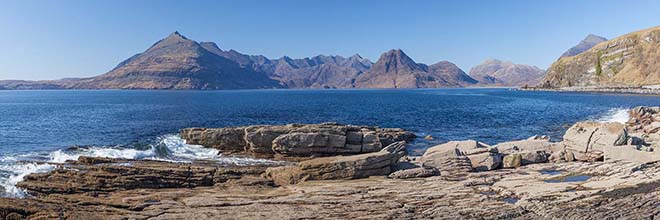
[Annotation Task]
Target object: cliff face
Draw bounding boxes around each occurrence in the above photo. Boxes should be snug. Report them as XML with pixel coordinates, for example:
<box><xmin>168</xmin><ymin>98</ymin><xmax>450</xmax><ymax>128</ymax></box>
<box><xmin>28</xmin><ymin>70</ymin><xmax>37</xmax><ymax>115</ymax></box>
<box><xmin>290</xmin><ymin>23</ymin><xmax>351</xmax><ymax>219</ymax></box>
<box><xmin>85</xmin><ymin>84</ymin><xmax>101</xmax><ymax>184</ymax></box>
<box><xmin>354</xmin><ymin>49</ymin><xmax>476</xmax><ymax>88</ymax></box>
<box><xmin>540</xmin><ymin>26</ymin><xmax>660</xmax><ymax>88</ymax></box>
<box><xmin>469</xmin><ymin>59</ymin><xmax>545</xmax><ymax>87</ymax></box>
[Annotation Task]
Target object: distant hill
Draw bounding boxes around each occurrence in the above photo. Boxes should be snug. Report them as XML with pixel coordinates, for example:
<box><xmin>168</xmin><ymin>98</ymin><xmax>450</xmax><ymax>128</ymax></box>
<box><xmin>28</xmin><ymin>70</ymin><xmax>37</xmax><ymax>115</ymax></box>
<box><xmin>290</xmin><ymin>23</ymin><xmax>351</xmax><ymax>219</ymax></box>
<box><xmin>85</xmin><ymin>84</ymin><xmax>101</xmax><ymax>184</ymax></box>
<box><xmin>469</xmin><ymin>59</ymin><xmax>545</xmax><ymax>87</ymax></box>
<box><xmin>559</xmin><ymin>34</ymin><xmax>607</xmax><ymax>58</ymax></box>
<box><xmin>354</xmin><ymin>49</ymin><xmax>476</xmax><ymax>88</ymax></box>
<box><xmin>540</xmin><ymin>26</ymin><xmax>660</xmax><ymax>88</ymax></box>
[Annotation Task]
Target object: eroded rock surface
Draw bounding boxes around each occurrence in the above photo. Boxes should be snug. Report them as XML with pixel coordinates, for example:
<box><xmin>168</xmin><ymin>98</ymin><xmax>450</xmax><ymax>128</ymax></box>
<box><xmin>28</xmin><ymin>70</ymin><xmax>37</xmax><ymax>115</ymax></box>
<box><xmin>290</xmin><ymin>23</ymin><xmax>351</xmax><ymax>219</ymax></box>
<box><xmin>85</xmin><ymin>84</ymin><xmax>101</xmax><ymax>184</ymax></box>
<box><xmin>181</xmin><ymin>123</ymin><xmax>415</xmax><ymax>160</ymax></box>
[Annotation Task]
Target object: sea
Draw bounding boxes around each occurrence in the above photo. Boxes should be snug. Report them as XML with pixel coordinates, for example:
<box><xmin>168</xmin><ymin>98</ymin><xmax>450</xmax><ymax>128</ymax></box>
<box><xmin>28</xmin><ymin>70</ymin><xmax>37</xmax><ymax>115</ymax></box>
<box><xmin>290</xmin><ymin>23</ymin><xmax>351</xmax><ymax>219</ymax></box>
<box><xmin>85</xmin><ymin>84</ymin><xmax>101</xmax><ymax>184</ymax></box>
<box><xmin>1</xmin><ymin>88</ymin><xmax>659</xmax><ymax>197</ymax></box>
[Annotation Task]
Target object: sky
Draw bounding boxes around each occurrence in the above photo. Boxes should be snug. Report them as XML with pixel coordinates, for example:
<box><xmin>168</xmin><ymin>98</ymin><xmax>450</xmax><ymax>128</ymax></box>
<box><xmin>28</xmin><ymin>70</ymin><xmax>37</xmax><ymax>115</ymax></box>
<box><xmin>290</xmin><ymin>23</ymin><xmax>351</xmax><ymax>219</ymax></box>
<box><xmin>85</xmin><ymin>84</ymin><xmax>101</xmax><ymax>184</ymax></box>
<box><xmin>1</xmin><ymin>0</ymin><xmax>659</xmax><ymax>80</ymax></box>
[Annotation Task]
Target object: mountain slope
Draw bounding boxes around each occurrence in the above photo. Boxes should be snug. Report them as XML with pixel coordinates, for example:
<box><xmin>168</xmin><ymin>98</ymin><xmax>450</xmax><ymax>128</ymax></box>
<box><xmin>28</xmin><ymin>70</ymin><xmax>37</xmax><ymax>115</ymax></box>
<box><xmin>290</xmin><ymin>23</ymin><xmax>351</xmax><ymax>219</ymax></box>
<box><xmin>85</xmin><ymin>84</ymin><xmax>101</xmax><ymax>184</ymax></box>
<box><xmin>560</xmin><ymin>34</ymin><xmax>608</xmax><ymax>58</ymax></box>
<box><xmin>354</xmin><ymin>49</ymin><xmax>476</xmax><ymax>88</ymax></box>
<box><xmin>469</xmin><ymin>59</ymin><xmax>545</xmax><ymax>87</ymax></box>
<box><xmin>540</xmin><ymin>26</ymin><xmax>660</xmax><ymax>88</ymax></box>
<box><xmin>69</xmin><ymin>32</ymin><xmax>281</xmax><ymax>89</ymax></box>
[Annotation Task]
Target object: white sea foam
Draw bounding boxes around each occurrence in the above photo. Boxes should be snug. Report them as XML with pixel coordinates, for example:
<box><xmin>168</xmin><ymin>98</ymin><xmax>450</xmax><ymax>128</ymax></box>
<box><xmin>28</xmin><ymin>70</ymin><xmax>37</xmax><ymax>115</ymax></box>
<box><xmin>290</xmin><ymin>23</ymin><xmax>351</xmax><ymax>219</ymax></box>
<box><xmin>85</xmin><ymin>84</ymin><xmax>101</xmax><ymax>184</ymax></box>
<box><xmin>595</xmin><ymin>108</ymin><xmax>630</xmax><ymax>123</ymax></box>
<box><xmin>0</xmin><ymin>134</ymin><xmax>279</xmax><ymax>198</ymax></box>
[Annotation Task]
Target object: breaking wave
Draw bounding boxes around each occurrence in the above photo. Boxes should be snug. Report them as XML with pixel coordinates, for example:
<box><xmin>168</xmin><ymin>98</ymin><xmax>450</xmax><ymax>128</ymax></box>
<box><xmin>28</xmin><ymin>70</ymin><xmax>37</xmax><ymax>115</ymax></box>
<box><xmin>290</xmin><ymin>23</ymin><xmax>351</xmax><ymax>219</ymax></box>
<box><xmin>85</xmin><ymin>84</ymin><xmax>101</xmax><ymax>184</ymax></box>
<box><xmin>594</xmin><ymin>108</ymin><xmax>630</xmax><ymax>123</ymax></box>
<box><xmin>0</xmin><ymin>134</ymin><xmax>277</xmax><ymax>198</ymax></box>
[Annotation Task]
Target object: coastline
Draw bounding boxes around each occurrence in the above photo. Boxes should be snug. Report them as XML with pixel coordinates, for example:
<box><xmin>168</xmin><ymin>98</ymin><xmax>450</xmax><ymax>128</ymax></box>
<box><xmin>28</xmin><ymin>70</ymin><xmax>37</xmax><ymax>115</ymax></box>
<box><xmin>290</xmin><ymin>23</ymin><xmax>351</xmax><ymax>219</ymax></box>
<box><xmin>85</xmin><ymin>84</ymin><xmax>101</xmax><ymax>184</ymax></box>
<box><xmin>519</xmin><ymin>86</ymin><xmax>660</xmax><ymax>95</ymax></box>
<box><xmin>0</xmin><ymin>108</ymin><xmax>659</xmax><ymax>219</ymax></box>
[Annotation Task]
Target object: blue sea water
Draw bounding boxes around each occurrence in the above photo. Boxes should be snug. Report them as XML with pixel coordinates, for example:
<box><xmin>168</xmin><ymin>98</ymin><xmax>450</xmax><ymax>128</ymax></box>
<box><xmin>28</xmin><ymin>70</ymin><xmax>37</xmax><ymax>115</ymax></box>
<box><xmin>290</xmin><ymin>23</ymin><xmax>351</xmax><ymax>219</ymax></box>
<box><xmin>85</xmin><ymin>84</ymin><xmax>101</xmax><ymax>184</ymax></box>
<box><xmin>1</xmin><ymin>88</ymin><xmax>660</xmax><ymax>196</ymax></box>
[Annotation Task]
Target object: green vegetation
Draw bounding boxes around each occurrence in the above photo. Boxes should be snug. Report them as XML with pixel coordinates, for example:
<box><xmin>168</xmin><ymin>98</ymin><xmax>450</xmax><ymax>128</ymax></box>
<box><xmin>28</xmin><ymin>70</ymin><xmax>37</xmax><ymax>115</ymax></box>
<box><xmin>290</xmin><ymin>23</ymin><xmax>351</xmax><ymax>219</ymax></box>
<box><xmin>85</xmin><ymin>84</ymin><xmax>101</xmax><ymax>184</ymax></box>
<box><xmin>595</xmin><ymin>51</ymin><xmax>603</xmax><ymax>76</ymax></box>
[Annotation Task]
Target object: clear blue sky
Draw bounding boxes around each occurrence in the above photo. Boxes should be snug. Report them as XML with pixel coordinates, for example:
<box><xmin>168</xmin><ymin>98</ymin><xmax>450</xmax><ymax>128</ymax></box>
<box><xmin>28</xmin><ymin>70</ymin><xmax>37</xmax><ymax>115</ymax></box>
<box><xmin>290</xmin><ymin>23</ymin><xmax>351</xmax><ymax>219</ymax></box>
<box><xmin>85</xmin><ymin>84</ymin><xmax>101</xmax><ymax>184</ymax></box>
<box><xmin>1</xmin><ymin>0</ymin><xmax>659</xmax><ymax>80</ymax></box>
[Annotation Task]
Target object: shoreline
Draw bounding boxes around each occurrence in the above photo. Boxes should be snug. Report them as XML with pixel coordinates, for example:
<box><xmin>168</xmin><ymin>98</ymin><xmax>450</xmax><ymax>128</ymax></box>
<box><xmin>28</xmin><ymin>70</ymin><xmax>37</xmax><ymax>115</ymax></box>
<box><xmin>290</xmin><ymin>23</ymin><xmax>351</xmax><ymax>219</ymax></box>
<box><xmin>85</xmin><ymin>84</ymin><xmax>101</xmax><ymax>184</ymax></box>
<box><xmin>519</xmin><ymin>86</ymin><xmax>660</xmax><ymax>95</ymax></box>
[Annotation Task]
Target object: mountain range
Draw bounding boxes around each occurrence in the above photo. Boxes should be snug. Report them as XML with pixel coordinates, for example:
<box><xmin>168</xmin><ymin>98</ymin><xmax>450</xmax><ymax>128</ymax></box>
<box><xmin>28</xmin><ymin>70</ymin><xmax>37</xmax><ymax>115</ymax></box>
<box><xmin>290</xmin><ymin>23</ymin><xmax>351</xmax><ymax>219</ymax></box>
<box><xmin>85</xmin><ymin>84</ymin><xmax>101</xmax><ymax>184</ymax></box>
<box><xmin>3</xmin><ymin>30</ymin><xmax>626</xmax><ymax>90</ymax></box>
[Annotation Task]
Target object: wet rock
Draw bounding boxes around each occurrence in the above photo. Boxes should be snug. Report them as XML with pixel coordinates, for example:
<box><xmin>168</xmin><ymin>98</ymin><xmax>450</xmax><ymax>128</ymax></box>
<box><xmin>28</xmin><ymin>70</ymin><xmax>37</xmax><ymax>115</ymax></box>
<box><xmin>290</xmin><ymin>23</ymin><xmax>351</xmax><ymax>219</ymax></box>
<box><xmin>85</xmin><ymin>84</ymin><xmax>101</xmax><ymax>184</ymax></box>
<box><xmin>387</xmin><ymin>167</ymin><xmax>440</xmax><ymax>179</ymax></box>
<box><xmin>264</xmin><ymin>141</ymin><xmax>407</xmax><ymax>185</ymax></box>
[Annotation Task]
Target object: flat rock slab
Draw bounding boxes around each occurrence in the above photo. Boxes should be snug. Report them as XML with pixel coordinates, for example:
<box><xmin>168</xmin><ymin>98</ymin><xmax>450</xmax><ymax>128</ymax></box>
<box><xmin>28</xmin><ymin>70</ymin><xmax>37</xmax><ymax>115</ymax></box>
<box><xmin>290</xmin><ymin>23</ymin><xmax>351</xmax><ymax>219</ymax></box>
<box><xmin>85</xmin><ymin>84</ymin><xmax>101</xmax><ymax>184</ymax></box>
<box><xmin>2</xmin><ymin>161</ymin><xmax>657</xmax><ymax>220</ymax></box>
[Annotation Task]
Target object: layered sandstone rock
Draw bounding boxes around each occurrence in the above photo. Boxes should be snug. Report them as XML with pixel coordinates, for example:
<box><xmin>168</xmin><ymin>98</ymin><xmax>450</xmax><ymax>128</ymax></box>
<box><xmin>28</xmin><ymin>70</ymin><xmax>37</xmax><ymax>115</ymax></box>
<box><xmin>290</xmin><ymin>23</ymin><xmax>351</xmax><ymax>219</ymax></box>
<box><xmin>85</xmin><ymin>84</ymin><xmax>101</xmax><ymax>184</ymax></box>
<box><xmin>17</xmin><ymin>156</ymin><xmax>272</xmax><ymax>196</ymax></box>
<box><xmin>264</xmin><ymin>141</ymin><xmax>406</xmax><ymax>185</ymax></box>
<box><xmin>181</xmin><ymin>123</ymin><xmax>415</xmax><ymax>160</ymax></box>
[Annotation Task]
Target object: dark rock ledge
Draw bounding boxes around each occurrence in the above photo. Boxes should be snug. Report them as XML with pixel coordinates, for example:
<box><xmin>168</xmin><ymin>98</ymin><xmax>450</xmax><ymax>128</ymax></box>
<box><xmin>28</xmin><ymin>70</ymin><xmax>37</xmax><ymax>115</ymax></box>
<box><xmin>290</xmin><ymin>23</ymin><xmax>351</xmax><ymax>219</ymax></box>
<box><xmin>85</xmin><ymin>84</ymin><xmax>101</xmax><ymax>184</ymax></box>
<box><xmin>1</xmin><ymin>116</ymin><xmax>659</xmax><ymax>219</ymax></box>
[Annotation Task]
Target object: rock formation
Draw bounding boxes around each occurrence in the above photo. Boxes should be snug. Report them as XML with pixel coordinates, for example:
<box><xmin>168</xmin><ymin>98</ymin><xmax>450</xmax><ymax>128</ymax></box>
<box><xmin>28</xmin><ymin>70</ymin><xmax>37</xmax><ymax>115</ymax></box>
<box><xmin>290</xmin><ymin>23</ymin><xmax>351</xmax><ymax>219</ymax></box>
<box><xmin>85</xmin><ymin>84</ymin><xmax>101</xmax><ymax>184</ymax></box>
<box><xmin>353</xmin><ymin>49</ymin><xmax>478</xmax><ymax>88</ymax></box>
<box><xmin>540</xmin><ymin>26</ymin><xmax>660</xmax><ymax>88</ymax></box>
<box><xmin>469</xmin><ymin>59</ymin><xmax>545</xmax><ymax>87</ymax></box>
<box><xmin>264</xmin><ymin>141</ymin><xmax>406</xmax><ymax>185</ymax></box>
<box><xmin>180</xmin><ymin>123</ymin><xmax>416</xmax><ymax>160</ymax></box>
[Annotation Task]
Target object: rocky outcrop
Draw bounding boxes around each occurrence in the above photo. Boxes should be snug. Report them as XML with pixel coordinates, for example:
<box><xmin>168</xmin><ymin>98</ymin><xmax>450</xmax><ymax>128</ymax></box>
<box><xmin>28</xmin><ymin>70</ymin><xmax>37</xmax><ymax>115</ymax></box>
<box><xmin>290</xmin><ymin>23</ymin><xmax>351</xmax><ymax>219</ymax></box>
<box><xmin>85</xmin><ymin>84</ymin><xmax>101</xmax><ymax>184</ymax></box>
<box><xmin>469</xmin><ymin>59</ymin><xmax>545</xmax><ymax>87</ymax></box>
<box><xmin>181</xmin><ymin>123</ymin><xmax>415</xmax><ymax>160</ymax></box>
<box><xmin>540</xmin><ymin>26</ymin><xmax>660</xmax><ymax>88</ymax></box>
<box><xmin>264</xmin><ymin>141</ymin><xmax>406</xmax><ymax>185</ymax></box>
<box><xmin>16</xmin><ymin>156</ymin><xmax>271</xmax><ymax>196</ymax></box>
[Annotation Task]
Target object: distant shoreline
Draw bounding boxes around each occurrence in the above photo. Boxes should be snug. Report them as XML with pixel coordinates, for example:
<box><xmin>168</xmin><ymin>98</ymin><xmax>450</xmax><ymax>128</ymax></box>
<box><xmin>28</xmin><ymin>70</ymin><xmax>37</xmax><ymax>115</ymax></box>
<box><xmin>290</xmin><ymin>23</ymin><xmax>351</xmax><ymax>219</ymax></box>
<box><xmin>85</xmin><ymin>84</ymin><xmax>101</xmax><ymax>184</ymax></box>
<box><xmin>519</xmin><ymin>86</ymin><xmax>660</xmax><ymax>95</ymax></box>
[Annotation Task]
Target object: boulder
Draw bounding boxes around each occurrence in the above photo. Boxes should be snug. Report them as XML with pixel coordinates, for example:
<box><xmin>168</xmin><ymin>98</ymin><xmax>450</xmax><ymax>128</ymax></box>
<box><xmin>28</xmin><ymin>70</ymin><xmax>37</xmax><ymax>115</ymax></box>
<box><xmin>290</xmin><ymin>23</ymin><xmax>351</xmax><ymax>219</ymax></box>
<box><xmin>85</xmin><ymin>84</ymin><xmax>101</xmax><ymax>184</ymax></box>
<box><xmin>264</xmin><ymin>142</ymin><xmax>407</xmax><ymax>185</ymax></box>
<box><xmin>467</xmin><ymin>152</ymin><xmax>502</xmax><ymax>171</ymax></box>
<box><xmin>502</xmin><ymin>154</ymin><xmax>522</xmax><ymax>168</ymax></box>
<box><xmin>388</xmin><ymin>167</ymin><xmax>440</xmax><ymax>179</ymax></box>
<box><xmin>519</xmin><ymin>150</ymin><xmax>548</xmax><ymax>165</ymax></box>
<box><xmin>419</xmin><ymin>141</ymin><xmax>483</xmax><ymax>175</ymax></box>
<box><xmin>563</xmin><ymin>122</ymin><xmax>627</xmax><ymax>153</ymax></box>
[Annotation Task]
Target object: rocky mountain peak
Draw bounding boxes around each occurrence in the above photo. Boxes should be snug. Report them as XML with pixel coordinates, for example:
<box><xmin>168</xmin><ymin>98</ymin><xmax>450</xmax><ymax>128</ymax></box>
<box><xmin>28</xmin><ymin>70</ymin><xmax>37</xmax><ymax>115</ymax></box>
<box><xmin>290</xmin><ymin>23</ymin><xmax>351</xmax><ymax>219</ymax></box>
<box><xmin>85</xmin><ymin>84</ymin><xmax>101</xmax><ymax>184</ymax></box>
<box><xmin>560</xmin><ymin>34</ymin><xmax>607</xmax><ymax>58</ymax></box>
<box><xmin>373</xmin><ymin>49</ymin><xmax>423</xmax><ymax>73</ymax></box>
